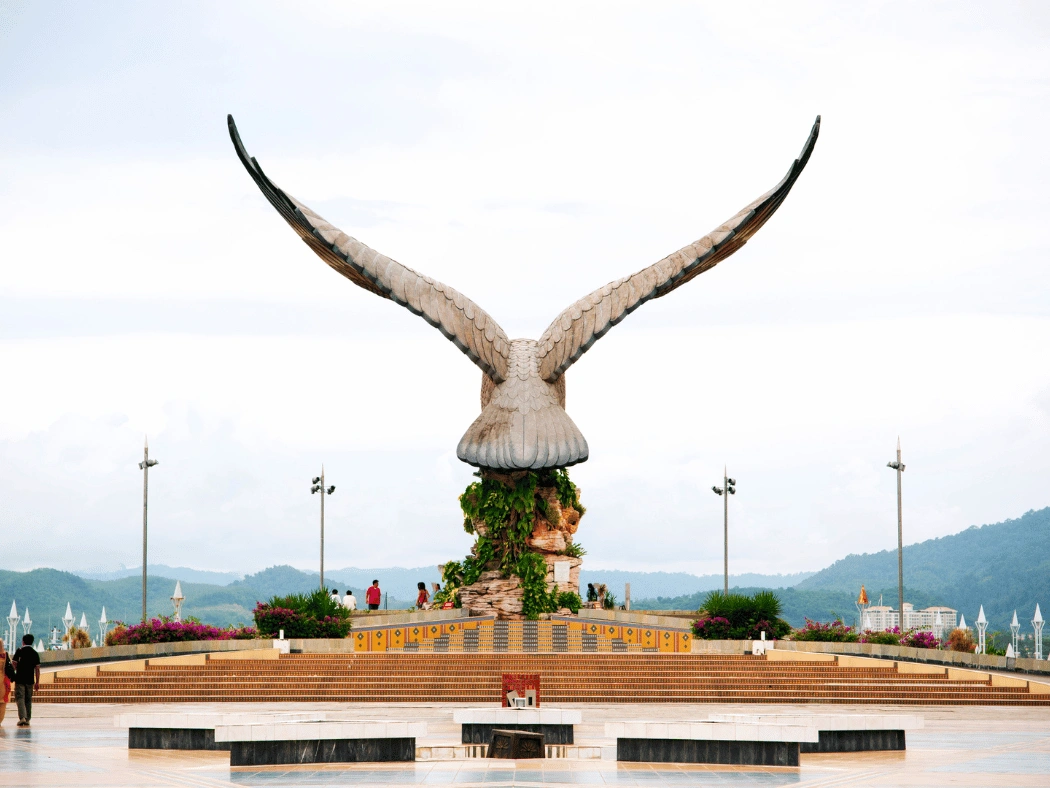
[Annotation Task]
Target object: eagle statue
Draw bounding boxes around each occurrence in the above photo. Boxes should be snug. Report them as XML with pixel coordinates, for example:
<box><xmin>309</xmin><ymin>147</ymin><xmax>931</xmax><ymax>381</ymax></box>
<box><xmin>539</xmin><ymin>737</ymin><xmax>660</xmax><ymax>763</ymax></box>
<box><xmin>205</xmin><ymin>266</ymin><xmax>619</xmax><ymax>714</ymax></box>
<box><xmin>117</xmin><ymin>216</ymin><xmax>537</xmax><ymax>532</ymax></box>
<box><xmin>229</xmin><ymin>115</ymin><xmax>819</xmax><ymax>471</ymax></box>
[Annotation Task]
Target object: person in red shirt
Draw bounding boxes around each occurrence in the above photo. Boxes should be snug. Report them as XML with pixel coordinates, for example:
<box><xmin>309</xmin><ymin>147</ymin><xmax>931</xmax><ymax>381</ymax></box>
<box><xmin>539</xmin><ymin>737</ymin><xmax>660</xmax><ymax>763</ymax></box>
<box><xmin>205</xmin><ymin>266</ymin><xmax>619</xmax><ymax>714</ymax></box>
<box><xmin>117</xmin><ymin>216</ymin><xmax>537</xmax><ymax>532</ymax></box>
<box><xmin>365</xmin><ymin>580</ymin><xmax>381</xmax><ymax>610</ymax></box>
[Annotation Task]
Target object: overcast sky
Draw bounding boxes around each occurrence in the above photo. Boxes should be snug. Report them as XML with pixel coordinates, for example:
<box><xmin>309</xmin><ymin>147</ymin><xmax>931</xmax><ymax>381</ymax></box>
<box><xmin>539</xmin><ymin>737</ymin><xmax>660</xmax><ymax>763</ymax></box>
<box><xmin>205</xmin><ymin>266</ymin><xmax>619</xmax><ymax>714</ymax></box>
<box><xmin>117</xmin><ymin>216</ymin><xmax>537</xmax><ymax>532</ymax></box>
<box><xmin>2</xmin><ymin>2</ymin><xmax>1048</xmax><ymax>578</ymax></box>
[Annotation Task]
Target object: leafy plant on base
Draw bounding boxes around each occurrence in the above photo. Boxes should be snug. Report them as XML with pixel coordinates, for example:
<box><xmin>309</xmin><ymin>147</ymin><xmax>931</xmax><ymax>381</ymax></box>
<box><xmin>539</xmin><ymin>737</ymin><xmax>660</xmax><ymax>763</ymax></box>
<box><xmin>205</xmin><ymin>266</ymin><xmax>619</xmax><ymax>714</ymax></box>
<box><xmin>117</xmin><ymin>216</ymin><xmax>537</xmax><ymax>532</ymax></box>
<box><xmin>693</xmin><ymin>591</ymin><xmax>791</xmax><ymax>640</ymax></box>
<box><xmin>444</xmin><ymin>468</ymin><xmax>586</xmax><ymax>619</ymax></box>
<box><xmin>63</xmin><ymin>626</ymin><xmax>92</xmax><ymax>649</ymax></box>
<box><xmin>946</xmin><ymin>627</ymin><xmax>976</xmax><ymax>653</ymax></box>
<box><xmin>253</xmin><ymin>589</ymin><xmax>352</xmax><ymax>638</ymax></box>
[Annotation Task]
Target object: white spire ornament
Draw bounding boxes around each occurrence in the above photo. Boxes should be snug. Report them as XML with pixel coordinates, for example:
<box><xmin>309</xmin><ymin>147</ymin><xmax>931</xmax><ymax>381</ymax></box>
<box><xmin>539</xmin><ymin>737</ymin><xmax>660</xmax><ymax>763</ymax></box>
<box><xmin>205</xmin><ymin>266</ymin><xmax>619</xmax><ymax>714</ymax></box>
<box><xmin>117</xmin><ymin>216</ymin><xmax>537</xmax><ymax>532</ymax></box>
<box><xmin>976</xmin><ymin>606</ymin><xmax>988</xmax><ymax>655</ymax></box>
<box><xmin>1033</xmin><ymin>605</ymin><xmax>1044</xmax><ymax>661</ymax></box>
<box><xmin>99</xmin><ymin>607</ymin><xmax>109</xmax><ymax>645</ymax></box>
<box><xmin>6</xmin><ymin>601</ymin><xmax>19</xmax><ymax>650</ymax></box>
<box><xmin>171</xmin><ymin>581</ymin><xmax>185</xmax><ymax>622</ymax></box>
<box><xmin>1010</xmin><ymin>611</ymin><xmax>1020</xmax><ymax>657</ymax></box>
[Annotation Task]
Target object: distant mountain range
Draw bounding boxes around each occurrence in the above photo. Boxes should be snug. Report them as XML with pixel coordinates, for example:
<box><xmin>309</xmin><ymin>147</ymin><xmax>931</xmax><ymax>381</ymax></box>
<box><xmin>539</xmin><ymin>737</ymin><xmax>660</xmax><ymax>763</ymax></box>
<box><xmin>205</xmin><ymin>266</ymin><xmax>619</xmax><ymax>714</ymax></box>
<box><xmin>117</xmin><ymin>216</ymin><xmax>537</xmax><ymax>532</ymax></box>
<box><xmin>3</xmin><ymin>507</ymin><xmax>1046</xmax><ymax>632</ymax></box>
<box><xmin>74</xmin><ymin>564</ymin><xmax>243</xmax><ymax>586</ymax></box>
<box><xmin>792</xmin><ymin>507</ymin><xmax>1050</xmax><ymax>629</ymax></box>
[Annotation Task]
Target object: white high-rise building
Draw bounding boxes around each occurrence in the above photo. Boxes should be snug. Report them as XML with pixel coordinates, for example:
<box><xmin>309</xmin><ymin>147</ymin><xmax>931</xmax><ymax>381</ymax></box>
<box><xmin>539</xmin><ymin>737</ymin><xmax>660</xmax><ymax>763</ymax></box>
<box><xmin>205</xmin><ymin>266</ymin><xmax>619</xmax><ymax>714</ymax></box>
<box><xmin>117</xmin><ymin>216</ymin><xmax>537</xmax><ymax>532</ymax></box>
<box><xmin>863</xmin><ymin>602</ymin><xmax>957</xmax><ymax>633</ymax></box>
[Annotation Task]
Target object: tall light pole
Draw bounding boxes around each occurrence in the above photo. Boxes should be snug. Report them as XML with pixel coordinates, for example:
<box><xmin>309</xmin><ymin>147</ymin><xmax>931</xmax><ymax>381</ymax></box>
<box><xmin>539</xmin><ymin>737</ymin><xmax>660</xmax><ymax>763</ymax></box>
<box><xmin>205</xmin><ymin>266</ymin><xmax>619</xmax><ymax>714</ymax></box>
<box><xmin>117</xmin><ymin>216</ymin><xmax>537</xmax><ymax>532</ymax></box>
<box><xmin>311</xmin><ymin>468</ymin><xmax>336</xmax><ymax>591</ymax></box>
<box><xmin>886</xmin><ymin>438</ymin><xmax>905</xmax><ymax>629</ymax></box>
<box><xmin>711</xmin><ymin>468</ymin><xmax>736</xmax><ymax>594</ymax></box>
<box><xmin>138</xmin><ymin>438</ymin><xmax>159</xmax><ymax>622</ymax></box>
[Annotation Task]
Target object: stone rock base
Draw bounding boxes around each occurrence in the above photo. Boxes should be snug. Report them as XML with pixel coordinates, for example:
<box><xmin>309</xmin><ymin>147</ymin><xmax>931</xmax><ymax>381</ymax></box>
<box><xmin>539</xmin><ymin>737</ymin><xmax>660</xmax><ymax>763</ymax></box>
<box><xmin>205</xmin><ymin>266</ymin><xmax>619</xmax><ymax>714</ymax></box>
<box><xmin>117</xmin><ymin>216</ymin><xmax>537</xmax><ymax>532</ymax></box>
<box><xmin>459</xmin><ymin>571</ymin><xmax>524</xmax><ymax>619</ymax></box>
<box><xmin>458</xmin><ymin>556</ymin><xmax>583</xmax><ymax>620</ymax></box>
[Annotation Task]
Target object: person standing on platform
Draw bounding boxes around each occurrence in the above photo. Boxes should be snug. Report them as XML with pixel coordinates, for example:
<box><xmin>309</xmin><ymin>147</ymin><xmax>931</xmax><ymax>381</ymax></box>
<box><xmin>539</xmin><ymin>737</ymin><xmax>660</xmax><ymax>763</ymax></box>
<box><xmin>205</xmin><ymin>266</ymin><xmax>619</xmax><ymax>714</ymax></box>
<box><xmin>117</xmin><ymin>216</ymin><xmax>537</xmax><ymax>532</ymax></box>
<box><xmin>0</xmin><ymin>638</ymin><xmax>12</xmax><ymax>727</ymax></box>
<box><xmin>365</xmin><ymin>580</ymin><xmax>381</xmax><ymax>611</ymax></box>
<box><xmin>342</xmin><ymin>590</ymin><xmax>357</xmax><ymax>611</ymax></box>
<box><xmin>416</xmin><ymin>582</ymin><xmax>430</xmax><ymax>610</ymax></box>
<box><xmin>12</xmin><ymin>634</ymin><xmax>40</xmax><ymax>728</ymax></box>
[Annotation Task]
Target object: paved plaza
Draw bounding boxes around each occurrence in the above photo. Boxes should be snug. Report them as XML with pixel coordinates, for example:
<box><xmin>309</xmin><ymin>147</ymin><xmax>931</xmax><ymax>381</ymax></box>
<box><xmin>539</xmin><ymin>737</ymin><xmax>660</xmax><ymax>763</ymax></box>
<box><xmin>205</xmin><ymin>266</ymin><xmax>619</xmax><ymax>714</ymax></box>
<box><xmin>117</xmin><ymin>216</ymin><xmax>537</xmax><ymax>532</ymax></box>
<box><xmin>2</xmin><ymin>702</ymin><xmax>1048</xmax><ymax>787</ymax></box>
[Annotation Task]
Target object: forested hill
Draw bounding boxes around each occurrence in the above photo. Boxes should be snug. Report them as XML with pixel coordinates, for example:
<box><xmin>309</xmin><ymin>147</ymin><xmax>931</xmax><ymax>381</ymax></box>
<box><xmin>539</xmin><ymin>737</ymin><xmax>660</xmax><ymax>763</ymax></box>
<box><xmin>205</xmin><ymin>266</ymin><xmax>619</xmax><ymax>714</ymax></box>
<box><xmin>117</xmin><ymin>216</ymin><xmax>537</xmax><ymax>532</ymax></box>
<box><xmin>796</xmin><ymin>507</ymin><xmax>1050</xmax><ymax>628</ymax></box>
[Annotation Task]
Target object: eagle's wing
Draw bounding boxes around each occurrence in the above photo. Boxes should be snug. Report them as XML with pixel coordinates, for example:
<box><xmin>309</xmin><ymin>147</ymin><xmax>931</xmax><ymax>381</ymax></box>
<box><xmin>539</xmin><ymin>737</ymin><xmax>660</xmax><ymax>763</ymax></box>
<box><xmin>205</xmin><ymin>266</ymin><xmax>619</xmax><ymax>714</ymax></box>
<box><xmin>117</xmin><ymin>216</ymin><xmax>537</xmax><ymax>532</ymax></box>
<box><xmin>229</xmin><ymin>115</ymin><xmax>511</xmax><ymax>383</ymax></box>
<box><xmin>536</xmin><ymin>116</ymin><xmax>820</xmax><ymax>383</ymax></box>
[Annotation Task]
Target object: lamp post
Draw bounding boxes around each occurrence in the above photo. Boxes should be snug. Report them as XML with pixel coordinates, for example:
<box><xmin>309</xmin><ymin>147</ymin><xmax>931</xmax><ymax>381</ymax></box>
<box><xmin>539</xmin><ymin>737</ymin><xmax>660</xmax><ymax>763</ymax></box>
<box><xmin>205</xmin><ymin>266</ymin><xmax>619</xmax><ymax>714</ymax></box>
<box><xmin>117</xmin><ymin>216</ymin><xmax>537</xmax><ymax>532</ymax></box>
<box><xmin>976</xmin><ymin>606</ymin><xmax>988</xmax><ymax>655</ymax></box>
<box><xmin>1034</xmin><ymin>605</ymin><xmax>1044</xmax><ymax>661</ymax></box>
<box><xmin>311</xmin><ymin>467</ymin><xmax>336</xmax><ymax>591</ymax></box>
<box><xmin>138</xmin><ymin>437</ymin><xmax>159</xmax><ymax>622</ymax></box>
<box><xmin>886</xmin><ymin>438</ymin><xmax>906</xmax><ymax>629</ymax></box>
<box><xmin>711</xmin><ymin>468</ymin><xmax>736</xmax><ymax>594</ymax></box>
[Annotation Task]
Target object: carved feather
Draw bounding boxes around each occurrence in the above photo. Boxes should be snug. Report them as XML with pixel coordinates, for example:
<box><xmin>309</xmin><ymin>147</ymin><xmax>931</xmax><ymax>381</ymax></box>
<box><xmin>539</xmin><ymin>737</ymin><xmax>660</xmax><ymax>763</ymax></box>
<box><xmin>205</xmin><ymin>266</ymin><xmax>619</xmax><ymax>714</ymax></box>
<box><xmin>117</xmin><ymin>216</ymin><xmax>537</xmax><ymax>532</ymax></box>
<box><xmin>228</xmin><ymin>115</ymin><xmax>511</xmax><ymax>383</ymax></box>
<box><xmin>536</xmin><ymin>116</ymin><xmax>820</xmax><ymax>383</ymax></box>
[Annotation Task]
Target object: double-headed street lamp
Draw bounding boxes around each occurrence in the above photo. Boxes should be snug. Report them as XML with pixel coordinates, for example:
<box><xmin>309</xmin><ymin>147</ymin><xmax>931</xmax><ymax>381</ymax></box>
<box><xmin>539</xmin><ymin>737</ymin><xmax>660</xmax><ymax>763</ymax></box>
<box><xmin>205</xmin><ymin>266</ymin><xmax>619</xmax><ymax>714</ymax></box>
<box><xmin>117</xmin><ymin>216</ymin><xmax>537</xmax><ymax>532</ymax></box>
<box><xmin>712</xmin><ymin>468</ymin><xmax>736</xmax><ymax>594</ymax></box>
<box><xmin>886</xmin><ymin>438</ymin><xmax>905</xmax><ymax>629</ymax></box>
<box><xmin>138</xmin><ymin>438</ymin><xmax>159</xmax><ymax>622</ymax></box>
<box><xmin>311</xmin><ymin>468</ymin><xmax>336</xmax><ymax>591</ymax></box>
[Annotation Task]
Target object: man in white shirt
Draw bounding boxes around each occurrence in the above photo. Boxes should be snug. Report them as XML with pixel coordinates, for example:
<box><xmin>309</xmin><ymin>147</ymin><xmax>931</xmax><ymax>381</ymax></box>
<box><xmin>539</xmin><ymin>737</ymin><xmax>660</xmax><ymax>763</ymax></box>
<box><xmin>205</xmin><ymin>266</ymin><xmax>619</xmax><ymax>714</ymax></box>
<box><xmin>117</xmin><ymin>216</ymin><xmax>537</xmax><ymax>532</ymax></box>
<box><xmin>330</xmin><ymin>588</ymin><xmax>341</xmax><ymax>605</ymax></box>
<box><xmin>342</xmin><ymin>590</ymin><xmax>357</xmax><ymax>611</ymax></box>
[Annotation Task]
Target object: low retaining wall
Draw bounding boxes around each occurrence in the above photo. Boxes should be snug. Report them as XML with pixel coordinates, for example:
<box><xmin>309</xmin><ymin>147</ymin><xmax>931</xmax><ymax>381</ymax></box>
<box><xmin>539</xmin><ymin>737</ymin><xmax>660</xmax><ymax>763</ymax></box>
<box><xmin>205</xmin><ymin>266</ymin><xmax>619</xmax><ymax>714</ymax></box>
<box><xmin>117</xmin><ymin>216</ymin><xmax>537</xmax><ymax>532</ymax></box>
<box><xmin>39</xmin><ymin>638</ymin><xmax>278</xmax><ymax>668</ymax></box>
<box><xmin>576</xmin><ymin>609</ymin><xmax>693</xmax><ymax>630</ymax></box>
<box><xmin>683</xmin><ymin>638</ymin><xmax>1050</xmax><ymax>676</ymax></box>
<box><xmin>770</xmin><ymin>640</ymin><xmax>1050</xmax><ymax>677</ymax></box>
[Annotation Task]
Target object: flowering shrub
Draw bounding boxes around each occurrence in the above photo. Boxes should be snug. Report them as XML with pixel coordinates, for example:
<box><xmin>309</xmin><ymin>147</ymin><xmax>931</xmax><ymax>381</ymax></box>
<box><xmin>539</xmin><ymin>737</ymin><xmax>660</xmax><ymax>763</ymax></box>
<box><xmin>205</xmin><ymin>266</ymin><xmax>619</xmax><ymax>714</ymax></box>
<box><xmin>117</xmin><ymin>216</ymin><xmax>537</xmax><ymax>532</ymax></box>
<box><xmin>946</xmin><ymin>628</ymin><xmax>977</xmax><ymax>653</ymax></box>
<box><xmin>747</xmin><ymin>620</ymin><xmax>781</xmax><ymax>640</ymax></box>
<box><xmin>253</xmin><ymin>589</ymin><xmax>352</xmax><ymax>638</ymax></box>
<box><xmin>790</xmin><ymin>619</ymin><xmax>860</xmax><ymax>642</ymax></box>
<box><xmin>105</xmin><ymin>618</ymin><xmax>256</xmax><ymax>646</ymax></box>
<box><xmin>902</xmin><ymin>630</ymin><xmax>941</xmax><ymax>649</ymax></box>
<box><xmin>692</xmin><ymin>591</ymin><xmax>791</xmax><ymax>640</ymax></box>
<box><xmin>692</xmin><ymin>616</ymin><xmax>732</xmax><ymax>639</ymax></box>
<box><xmin>860</xmin><ymin>627</ymin><xmax>902</xmax><ymax>645</ymax></box>
<box><xmin>64</xmin><ymin>626</ymin><xmax>93</xmax><ymax>648</ymax></box>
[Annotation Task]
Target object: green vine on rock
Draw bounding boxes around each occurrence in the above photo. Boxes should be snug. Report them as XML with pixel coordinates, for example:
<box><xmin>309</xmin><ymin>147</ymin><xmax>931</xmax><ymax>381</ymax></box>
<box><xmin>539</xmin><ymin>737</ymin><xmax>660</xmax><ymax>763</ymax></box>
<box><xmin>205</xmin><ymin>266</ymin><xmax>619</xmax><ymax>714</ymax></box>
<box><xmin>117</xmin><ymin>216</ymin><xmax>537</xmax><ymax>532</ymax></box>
<box><xmin>448</xmin><ymin>468</ymin><xmax>585</xmax><ymax>619</ymax></box>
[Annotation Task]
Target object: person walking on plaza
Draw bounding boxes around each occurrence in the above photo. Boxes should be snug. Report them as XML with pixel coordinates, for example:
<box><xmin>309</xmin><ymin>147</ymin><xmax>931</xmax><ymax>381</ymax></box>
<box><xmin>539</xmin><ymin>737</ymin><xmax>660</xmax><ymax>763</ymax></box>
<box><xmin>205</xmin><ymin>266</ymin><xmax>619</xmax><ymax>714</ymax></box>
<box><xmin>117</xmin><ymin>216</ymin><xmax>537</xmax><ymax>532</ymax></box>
<box><xmin>416</xmin><ymin>582</ymin><xmax>430</xmax><ymax>610</ymax></box>
<box><xmin>0</xmin><ymin>638</ymin><xmax>12</xmax><ymax>727</ymax></box>
<box><xmin>12</xmin><ymin>634</ymin><xmax>40</xmax><ymax>728</ymax></box>
<box><xmin>365</xmin><ymin>580</ymin><xmax>381</xmax><ymax>611</ymax></box>
<box><xmin>342</xmin><ymin>589</ymin><xmax>357</xmax><ymax>611</ymax></box>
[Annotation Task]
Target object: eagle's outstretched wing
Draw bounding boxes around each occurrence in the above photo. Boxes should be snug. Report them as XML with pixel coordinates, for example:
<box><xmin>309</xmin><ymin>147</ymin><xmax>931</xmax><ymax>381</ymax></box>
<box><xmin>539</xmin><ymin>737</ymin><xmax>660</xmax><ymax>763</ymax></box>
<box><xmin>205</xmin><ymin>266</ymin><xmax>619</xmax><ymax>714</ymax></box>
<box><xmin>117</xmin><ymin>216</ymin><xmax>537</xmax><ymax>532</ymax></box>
<box><xmin>229</xmin><ymin>115</ymin><xmax>511</xmax><ymax>383</ymax></box>
<box><xmin>536</xmin><ymin>116</ymin><xmax>820</xmax><ymax>383</ymax></box>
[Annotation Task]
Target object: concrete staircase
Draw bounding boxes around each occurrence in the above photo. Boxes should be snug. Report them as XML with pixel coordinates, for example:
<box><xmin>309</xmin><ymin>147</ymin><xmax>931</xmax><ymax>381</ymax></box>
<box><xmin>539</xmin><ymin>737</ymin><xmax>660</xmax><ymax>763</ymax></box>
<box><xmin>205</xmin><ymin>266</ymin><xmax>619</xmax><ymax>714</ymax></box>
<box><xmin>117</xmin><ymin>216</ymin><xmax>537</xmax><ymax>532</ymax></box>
<box><xmin>35</xmin><ymin>652</ymin><xmax>1050</xmax><ymax>705</ymax></box>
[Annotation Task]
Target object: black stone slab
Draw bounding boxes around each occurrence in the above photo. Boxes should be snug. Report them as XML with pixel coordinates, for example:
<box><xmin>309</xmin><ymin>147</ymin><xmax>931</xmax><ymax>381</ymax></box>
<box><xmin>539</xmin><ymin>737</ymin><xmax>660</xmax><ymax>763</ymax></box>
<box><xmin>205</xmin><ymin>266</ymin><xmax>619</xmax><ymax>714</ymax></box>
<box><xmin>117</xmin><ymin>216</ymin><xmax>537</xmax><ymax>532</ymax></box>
<box><xmin>800</xmin><ymin>729</ymin><xmax>905</xmax><ymax>753</ymax></box>
<box><xmin>462</xmin><ymin>723</ymin><xmax>573</xmax><ymax>745</ymax></box>
<box><xmin>488</xmin><ymin>729</ymin><xmax>544</xmax><ymax>759</ymax></box>
<box><xmin>129</xmin><ymin>727</ymin><xmax>230</xmax><ymax>751</ymax></box>
<box><xmin>617</xmin><ymin>738</ymin><xmax>799</xmax><ymax>767</ymax></box>
<box><xmin>229</xmin><ymin>737</ymin><xmax>415</xmax><ymax>766</ymax></box>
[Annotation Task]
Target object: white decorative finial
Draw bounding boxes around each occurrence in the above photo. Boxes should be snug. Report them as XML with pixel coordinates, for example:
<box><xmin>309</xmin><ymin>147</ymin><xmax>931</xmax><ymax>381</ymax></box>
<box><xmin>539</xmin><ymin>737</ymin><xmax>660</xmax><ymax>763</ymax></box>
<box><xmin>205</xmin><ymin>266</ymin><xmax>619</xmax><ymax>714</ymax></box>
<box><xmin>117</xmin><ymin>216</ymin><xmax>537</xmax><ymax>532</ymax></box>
<box><xmin>79</xmin><ymin>612</ymin><xmax>88</xmax><ymax>629</ymax></box>
<box><xmin>7</xmin><ymin>600</ymin><xmax>16</xmax><ymax>618</ymax></box>
<box><xmin>172</xmin><ymin>580</ymin><xmax>184</xmax><ymax>601</ymax></box>
<box><xmin>100</xmin><ymin>607</ymin><xmax>107</xmax><ymax>625</ymax></box>
<box><xmin>977</xmin><ymin>606</ymin><xmax>987</xmax><ymax>624</ymax></box>
<box><xmin>1012</xmin><ymin>610</ymin><xmax>1019</xmax><ymax>627</ymax></box>
<box><xmin>959</xmin><ymin>614</ymin><xmax>967</xmax><ymax>629</ymax></box>
<box><xmin>1035</xmin><ymin>604</ymin><xmax>1044</xmax><ymax>624</ymax></box>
